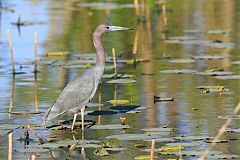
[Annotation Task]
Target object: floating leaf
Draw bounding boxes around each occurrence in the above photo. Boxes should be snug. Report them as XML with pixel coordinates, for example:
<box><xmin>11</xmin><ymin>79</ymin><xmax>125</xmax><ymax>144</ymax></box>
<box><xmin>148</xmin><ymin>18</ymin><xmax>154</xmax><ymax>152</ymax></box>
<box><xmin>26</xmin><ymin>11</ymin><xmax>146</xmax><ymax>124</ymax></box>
<box><xmin>207</xmin><ymin>30</ymin><xmax>230</xmax><ymax>34</ymax></box>
<box><xmin>154</xmin><ymin>97</ymin><xmax>174</xmax><ymax>102</ymax></box>
<box><xmin>204</xmin><ymin>139</ymin><xmax>228</xmax><ymax>143</ymax></box>
<box><xmin>184</xmin><ymin>29</ymin><xmax>203</xmax><ymax>34</ymax></box>
<box><xmin>160</xmin><ymin>145</ymin><xmax>184</xmax><ymax>152</ymax></box>
<box><xmin>192</xmin><ymin>55</ymin><xmax>227</xmax><ymax>60</ymax></box>
<box><xmin>196</xmin><ymin>85</ymin><xmax>229</xmax><ymax>93</ymax></box>
<box><xmin>44</xmin><ymin>51</ymin><xmax>70</xmax><ymax>57</ymax></box>
<box><xmin>166</xmin><ymin>142</ymin><xmax>200</xmax><ymax>147</ymax></box>
<box><xmin>215</xmin><ymin>75</ymin><xmax>240</xmax><ymax>80</ymax></box>
<box><xmin>107</xmin><ymin>99</ymin><xmax>131</xmax><ymax>105</ymax></box>
<box><xmin>134</xmin><ymin>155</ymin><xmax>158</xmax><ymax>160</ymax></box>
<box><xmin>94</xmin><ymin>147</ymin><xmax>109</xmax><ymax>157</ymax></box>
<box><xmin>232</xmin><ymin>61</ymin><xmax>240</xmax><ymax>64</ymax></box>
<box><xmin>144</xmin><ymin>132</ymin><xmax>171</xmax><ymax>137</ymax></box>
<box><xmin>134</xmin><ymin>144</ymin><xmax>147</xmax><ymax>148</ymax></box>
<box><xmin>106</xmin><ymin>79</ymin><xmax>137</xmax><ymax>84</ymax></box>
<box><xmin>168</xmin><ymin>59</ymin><xmax>196</xmax><ymax>63</ymax></box>
<box><xmin>206</xmin><ymin>42</ymin><xmax>235</xmax><ymax>48</ymax></box>
<box><xmin>105</xmin><ymin>148</ymin><xmax>126</xmax><ymax>152</ymax></box>
<box><xmin>165</xmin><ymin>150</ymin><xmax>222</xmax><ymax>156</ymax></box>
<box><xmin>106</xmin><ymin>134</ymin><xmax>164</xmax><ymax>141</ymax></box>
<box><xmin>160</xmin><ymin>69</ymin><xmax>197</xmax><ymax>74</ymax></box>
<box><xmin>28</xmin><ymin>139</ymin><xmax>101</xmax><ymax>149</ymax></box>
<box><xmin>174</xmin><ymin>135</ymin><xmax>213</xmax><ymax>141</ymax></box>
<box><xmin>168</xmin><ymin>36</ymin><xmax>197</xmax><ymax>41</ymax></box>
<box><xmin>103</xmin><ymin>138</ymin><xmax>121</xmax><ymax>148</ymax></box>
<box><xmin>90</xmin><ymin>124</ymin><xmax>130</xmax><ymax>130</ymax></box>
<box><xmin>144</xmin><ymin>138</ymin><xmax>175</xmax><ymax>142</ymax></box>
<box><xmin>225</xmin><ymin>128</ymin><xmax>240</xmax><ymax>133</ymax></box>
<box><xmin>142</xmin><ymin>127</ymin><xmax>174</xmax><ymax>132</ymax></box>
<box><xmin>196</xmin><ymin>71</ymin><xmax>233</xmax><ymax>76</ymax></box>
<box><xmin>218</xmin><ymin>115</ymin><xmax>240</xmax><ymax>120</ymax></box>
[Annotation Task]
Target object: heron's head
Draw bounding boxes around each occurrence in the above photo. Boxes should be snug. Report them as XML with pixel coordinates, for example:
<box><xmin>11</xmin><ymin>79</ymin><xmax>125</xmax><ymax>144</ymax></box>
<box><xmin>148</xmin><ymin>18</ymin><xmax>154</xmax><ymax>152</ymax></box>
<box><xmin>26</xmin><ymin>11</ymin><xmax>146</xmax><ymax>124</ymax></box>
<box><xmin>94</xmin><ymin>24</ymin><xmax>131</xmax><ymax>37</ymax></box>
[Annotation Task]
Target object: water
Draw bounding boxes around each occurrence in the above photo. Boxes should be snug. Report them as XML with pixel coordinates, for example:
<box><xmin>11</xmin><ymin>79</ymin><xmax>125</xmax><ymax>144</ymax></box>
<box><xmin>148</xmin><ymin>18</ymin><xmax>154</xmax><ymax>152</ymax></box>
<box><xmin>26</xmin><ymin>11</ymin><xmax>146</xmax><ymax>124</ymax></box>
<box><xmin>0</xmin><ymin>0</ymin><xmax>240</xmax><ymax>159</ymax></box>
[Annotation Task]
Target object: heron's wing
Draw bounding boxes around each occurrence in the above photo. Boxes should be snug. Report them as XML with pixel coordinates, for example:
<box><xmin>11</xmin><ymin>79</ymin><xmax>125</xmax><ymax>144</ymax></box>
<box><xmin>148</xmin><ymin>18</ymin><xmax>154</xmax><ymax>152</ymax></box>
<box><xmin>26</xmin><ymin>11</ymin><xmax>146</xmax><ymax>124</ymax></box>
<box><xmin>42</xmin><ymin>69</ymin><xmax>96</xmax><ymax>124</ymax></box>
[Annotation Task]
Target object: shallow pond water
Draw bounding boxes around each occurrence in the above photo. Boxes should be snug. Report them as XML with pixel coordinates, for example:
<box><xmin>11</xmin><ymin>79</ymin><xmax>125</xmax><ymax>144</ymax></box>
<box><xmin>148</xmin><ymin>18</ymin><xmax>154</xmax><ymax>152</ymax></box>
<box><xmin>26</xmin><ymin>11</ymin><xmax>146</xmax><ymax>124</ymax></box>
<box><xmin>0</xmin><ymin>0</ymin><xmax>240</xmax><ymax>159</ymax></box>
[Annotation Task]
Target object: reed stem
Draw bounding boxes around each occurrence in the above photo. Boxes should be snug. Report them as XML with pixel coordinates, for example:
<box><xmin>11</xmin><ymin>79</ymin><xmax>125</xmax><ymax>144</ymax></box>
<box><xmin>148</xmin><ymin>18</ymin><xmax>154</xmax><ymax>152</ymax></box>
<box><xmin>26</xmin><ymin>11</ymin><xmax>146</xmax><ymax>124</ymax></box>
<box><xmin>7</xmin><ymin>30</ymin><xmax>15</xmax><ymax>74</ymax></box>
<box><xmin>112</xmin><ymin>48</ymin><xmax>117</xmax><ymax>79</ymax></box>
<box><xmin>34</xmin><ymin>32</ymin><xmax>38</xmax><ymax>73</ymax></box>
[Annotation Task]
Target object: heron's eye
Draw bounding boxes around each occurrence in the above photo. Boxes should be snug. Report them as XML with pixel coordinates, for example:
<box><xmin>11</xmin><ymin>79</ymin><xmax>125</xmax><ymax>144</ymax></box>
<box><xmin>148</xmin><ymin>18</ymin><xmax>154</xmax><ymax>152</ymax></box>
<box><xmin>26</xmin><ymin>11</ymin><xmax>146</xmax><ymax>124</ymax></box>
<box><xmin>106</xmin><ymin>26</ymin><xmax>110</xmax><ymax>29</ymax></box>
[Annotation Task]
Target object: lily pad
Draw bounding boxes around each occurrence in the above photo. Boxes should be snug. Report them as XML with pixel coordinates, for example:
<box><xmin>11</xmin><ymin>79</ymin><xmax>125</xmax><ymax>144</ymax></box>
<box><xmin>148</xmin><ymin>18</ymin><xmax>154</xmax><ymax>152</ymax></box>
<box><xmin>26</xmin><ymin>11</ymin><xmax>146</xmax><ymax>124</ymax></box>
<box><xmin>206</xmin><ymin>42</ymin><xmax>235</xmax><ymax>48</ymax></box>
<box><xmin>168</xmin><ymin>36</ymin><xmax>197</xmax><ymax>41</ymax></box>
<box><xmin>134</xmin><ymin>155</ymin><xmax>158</xmax><ymax>160</ymax></box>
<box><xmin>28</xmin><ymin>139</ymin><xmax>101</xmax><ymax>149</ymax></box>
<box><xmin>218</xmin><ymin>115</ymin><xmax>240</xmax><ymax>120</ymax></box>
<box><xmin>192</xmin><ymin>55</ymin><xmax>227</xmax><ymax>60</ymax></box>
<box><xmin>174</xmin><ymin>135</ymin><xmax>213</xmax><ymax>141</ymax></box>
<box><xmin>105</xmin><ymin>134</ymin><xmax>165</xmax><ymax>141</ymax></box>
<box><xmin>103</xmin><ymin>138</ymin><xmax>121</xmax><ymax>148</ymax></box>
<box><xmin>215</xmin><ymin>75</ymin><xmax>240</xmax><ymax>80</ymax></box>
<box><xmin>232</xmin><ymin>61</ymin><xmax>240</xmax><ymax>64</ymax></box>
<box><xmin>106</xmin><ymin>79</ymin><xmax>137</xmax><ymax>84</ymax></box>
<box><xmin>107</xmin><ymin>99</ymin><xmax>132</xmax><ymax>105</ymax></box>
<box><xmin>204</xmin><ymin>139</ymin><xmax>228</xmax><ymax>143</ymax></box>
<box><xmin>226</xmin><ymin>128</ymin><xmax>240</xmax><ymax>133</ymax></box>
<box><xmin>166</xmin><ymin>142</ymin><xmax>200</xmax><ymax>147</ymax></box>
<box><xmin>168</xmin><ymin>59</ymin><xmax>196</xmax><ymax>63</ymax></box>
<box><xmin>142</xmin><ymin>127</ymin><xmax>174</xmax><ymax>132</ymax></box>
<box><xmin>207</xmin><ymin>30</ymin><xmax>230</xmax><ymax>34</ymax></box>
<box><xmin>105</xmin><ymin>148</ymin><xmax>126</xmax><ymax>152</ymax></box>
<box><xmin>154</xmin><ymin>97</ymin><xmax>174</xmax><ymax>102</ymax></box>
<box><xmin>144</xmin><ymin>138</ymin><xmax>175</xmax><ymax>142</ymax></box>
<box><xmin>94</xmin><ymin>147</ymin><xmax>109</xmax><ymax>157</ymax></box>
<box><xmin>196</xmin><ymin>71</ymin><xmax>233</xmax><ymax>76</ymax></box>
<box><xmin>160</xmin><ymin>145</ymin><xmax>184</xmax><ymax>152</ymax></box>
<box><xmin>196</xmin><ymin>85</ymin><xmax>230</xmax><ymax>93</ymax></box>
<box><xmin>90</xmin><ymin>124</ymin><xmax>130</xmax><ymax>130</ymax></box>
<box><xmin>44</xmin><ymin>51</ymin><xmax>70</xmax><ymax>57</ymax></box>
<box><xmin>160</xmin><ymin>69</ymin><xmax>197</xmax><ymax>74</ymax></box>
<box><xmin>165</xmin><ymin>150</ymin><xmax>222</xmax><ymax>156</ymax></box>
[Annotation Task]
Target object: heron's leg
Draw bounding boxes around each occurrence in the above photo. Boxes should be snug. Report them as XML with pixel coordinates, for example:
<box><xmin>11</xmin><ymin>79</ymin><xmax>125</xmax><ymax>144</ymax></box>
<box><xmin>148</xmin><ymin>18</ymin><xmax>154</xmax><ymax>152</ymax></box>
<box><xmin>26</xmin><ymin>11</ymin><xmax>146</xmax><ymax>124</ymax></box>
<box><xmin>71</xmin><ymin>113</ymin><xmax>77</xmax><ymax>131</ymax></box>
<box><xmin>80</xmin><ymin>106</ymin><xmax>85</xmax><ymax>132</ymax></box>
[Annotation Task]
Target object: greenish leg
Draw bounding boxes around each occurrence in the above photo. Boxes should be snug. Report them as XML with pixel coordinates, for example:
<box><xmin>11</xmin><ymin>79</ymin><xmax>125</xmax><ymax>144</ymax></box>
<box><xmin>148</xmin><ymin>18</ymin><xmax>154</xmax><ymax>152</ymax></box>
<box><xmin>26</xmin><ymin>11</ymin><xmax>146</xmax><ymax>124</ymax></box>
<box><xmin>71</xmin><ymin>113</ymin><xmax>77</xmax><ymax>131</ymax></box>
<box><xmin>81</xmin><ymin>107</ymin><xmax>85</xmax><ymax>132</ymax></box>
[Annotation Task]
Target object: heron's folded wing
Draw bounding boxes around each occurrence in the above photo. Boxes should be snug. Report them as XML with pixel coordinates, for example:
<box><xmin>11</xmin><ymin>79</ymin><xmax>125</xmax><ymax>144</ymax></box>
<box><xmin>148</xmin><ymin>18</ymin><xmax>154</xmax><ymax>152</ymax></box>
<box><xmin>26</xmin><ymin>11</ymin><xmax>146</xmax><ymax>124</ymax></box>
<box><xmin>42</xmin><ymin>71</ymin><xmax>95</xmax><ymax>124</ymax></box>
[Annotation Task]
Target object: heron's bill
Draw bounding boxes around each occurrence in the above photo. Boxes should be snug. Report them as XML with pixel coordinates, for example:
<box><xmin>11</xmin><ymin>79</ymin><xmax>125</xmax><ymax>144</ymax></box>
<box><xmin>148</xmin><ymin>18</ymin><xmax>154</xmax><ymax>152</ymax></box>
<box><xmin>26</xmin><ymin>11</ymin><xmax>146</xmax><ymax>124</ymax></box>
<box><xmin>109</xmin><ymin>25</ymin><xmax>131</xmax><ymax>31</ymax></box>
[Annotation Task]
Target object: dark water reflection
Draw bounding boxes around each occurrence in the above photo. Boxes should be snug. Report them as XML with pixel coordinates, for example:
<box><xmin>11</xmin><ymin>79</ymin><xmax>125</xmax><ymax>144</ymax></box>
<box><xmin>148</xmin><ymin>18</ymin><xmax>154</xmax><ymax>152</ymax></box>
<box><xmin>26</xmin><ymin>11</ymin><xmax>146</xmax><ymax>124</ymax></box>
<box><xmin>0</xmin><ymin>0</ymin><xmax>240</xmax><ymax>159</ymax></box>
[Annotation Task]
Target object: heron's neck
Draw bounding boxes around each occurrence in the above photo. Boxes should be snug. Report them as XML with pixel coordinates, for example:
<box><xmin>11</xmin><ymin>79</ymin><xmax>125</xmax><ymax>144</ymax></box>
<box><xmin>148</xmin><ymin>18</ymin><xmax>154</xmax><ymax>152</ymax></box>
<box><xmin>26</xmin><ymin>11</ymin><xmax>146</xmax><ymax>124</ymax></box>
<box><xmin>93</xmin><ymin>33</ymin><xmax>105</xmax><ymax>66</ymax></box>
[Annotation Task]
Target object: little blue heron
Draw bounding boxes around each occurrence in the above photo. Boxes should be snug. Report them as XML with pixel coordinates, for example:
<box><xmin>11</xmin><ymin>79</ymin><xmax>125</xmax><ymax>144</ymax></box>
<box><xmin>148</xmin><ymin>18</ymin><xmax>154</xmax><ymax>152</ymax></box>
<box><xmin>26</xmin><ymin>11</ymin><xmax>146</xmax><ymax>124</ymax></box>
<box><xmin>42</xmin><ymin>24</ymin><xmax>131</xmax><ymax>131</ymax></box>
